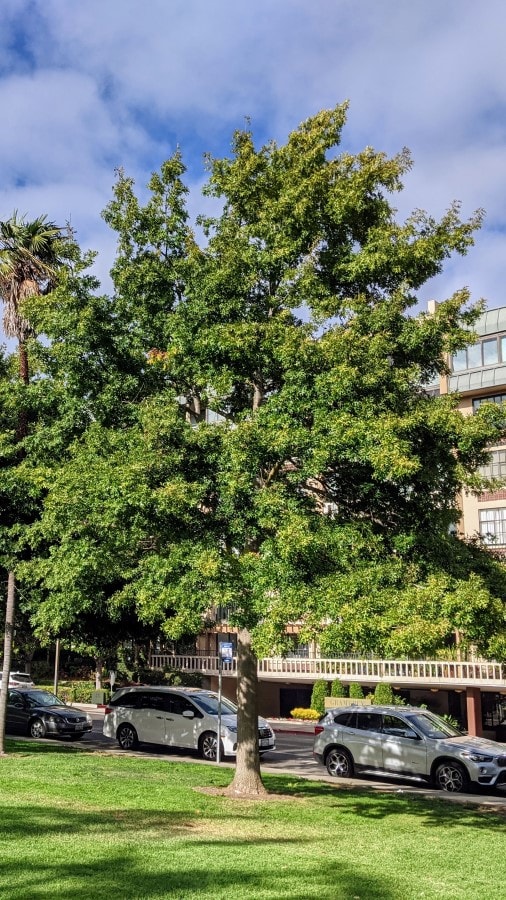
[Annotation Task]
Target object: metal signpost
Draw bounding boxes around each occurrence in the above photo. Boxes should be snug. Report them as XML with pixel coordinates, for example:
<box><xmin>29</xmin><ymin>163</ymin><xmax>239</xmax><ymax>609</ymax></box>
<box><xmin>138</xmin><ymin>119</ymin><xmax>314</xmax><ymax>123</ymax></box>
<box><xmin>216</xmin><ymin>642</ymin><xmax>234</xmax><ymax>763</ymax></box>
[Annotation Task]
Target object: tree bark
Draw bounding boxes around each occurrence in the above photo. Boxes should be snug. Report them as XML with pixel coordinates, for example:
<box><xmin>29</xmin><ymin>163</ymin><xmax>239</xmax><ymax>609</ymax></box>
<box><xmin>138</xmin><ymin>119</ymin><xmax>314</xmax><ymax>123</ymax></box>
<box><xmin>0</xmin><ymin>572</ymin><xmax>16</xmax><ymax>756</ymax></box>
<box><xmin>225</xmin><ymin>628</ymin><xmax>267</xmax><ymax>797</ymax></box>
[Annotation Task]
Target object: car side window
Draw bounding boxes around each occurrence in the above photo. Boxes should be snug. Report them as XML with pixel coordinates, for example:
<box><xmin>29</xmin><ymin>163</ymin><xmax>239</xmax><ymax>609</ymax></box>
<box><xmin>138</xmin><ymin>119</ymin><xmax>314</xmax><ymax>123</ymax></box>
<box><xmin>170</xmin><ymin>696</ymin><xmax>203</xmax><ymax>717</ymax></box>
<box><xmin>382</xmin><ymin>715</ymin><xmax>418</xmax><ymax>739</ymax></box>
<box><xmin>143</xmin><ymin>693</ymin><xmax>170</xmax><ymax>711</ymax></box>
<box><xmin>8</xmin><ymin>690</ymin><xmax>24</xmax><ymax>708</ymax></box>
<box><xmin>333</xmin><ymin>712</ymin><xmax>353</xmax><ymax>726</ymax></box>
<box><xmin>111</xmin><ymin>692</ymin><xmax>139</xmax><ymax>708</ymax></box>
<box><xmin>156</xmin><ymin>694</ymin><xmax>174</xmax><ymax>712</ymax></box>
<box><xmin>355</xmin><ymin>713</ymin><xmax>382</xmax><ymax>733</ymax></box>
<box><xmin>133</xmin><ymin>692</ymin><xmax>170</xmax><ymax>710</ymax></box>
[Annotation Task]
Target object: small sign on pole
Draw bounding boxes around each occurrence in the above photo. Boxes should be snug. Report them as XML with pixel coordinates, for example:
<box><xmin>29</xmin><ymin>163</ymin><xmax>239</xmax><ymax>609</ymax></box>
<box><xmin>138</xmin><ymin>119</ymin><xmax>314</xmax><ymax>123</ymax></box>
<box><xmin>219</xmin><ymin>642</ymin><xmax>234</xmax><ymax>665</ymax></box>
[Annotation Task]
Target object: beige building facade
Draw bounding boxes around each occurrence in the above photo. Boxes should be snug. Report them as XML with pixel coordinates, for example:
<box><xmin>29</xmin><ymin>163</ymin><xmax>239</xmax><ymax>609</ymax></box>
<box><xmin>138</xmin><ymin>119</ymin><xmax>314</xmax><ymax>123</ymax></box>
<box><xmin>445</xmin><ymin>305</ymin><xmax>506</xmax><ymax>545</ymax></box>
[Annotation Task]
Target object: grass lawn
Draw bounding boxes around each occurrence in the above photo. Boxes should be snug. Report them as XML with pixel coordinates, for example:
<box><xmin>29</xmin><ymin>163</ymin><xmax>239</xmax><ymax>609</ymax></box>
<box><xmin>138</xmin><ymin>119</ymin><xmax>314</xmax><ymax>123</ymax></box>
<box><xmin>0</xmin><ymin>741</ymin><xmax>504</xmax><ymax>899</ymax></box>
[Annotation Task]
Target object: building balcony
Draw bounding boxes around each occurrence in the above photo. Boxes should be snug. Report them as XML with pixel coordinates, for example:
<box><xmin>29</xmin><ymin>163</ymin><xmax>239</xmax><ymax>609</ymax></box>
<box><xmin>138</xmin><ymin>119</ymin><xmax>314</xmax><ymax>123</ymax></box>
<box><xmin>150</xmin><ymin>654</ymin><xmax>506</xmax><ymax>691</ymax></box>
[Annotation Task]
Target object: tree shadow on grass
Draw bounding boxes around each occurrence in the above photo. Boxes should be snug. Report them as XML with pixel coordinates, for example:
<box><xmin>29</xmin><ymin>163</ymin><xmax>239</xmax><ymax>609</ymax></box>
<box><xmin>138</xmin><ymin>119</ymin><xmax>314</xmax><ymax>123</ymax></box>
<box><xmin>0</xmin><ymin>806</ymin><xmax>396</xmax><ymax>900</ymax></box>
<box><xmin>261</xmin><ymin>774</ymin><xmax>506</xmax><ymax>828</ymax></box>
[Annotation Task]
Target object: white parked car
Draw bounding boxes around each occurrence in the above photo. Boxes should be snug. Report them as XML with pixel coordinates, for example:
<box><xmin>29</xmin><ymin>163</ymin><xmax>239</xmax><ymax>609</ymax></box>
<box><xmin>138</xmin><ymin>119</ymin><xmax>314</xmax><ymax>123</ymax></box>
<box><xmin>103</xmin><ymin>685</ymin><xmax>276</xmax><ymax>760</ymax></box>
<box><xmin>0</xmin><ymin>671</ymin><xmax>35</xmax><ymax>689</ymax></box>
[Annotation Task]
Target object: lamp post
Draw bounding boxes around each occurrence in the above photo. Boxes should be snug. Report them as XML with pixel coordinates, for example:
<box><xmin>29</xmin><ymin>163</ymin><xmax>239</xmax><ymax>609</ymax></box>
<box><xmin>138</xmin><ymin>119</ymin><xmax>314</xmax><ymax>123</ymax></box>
<box><xmin>53</xmin><ymin>639</ymin><xmax>60</xmax><ymax>696</ymax></box>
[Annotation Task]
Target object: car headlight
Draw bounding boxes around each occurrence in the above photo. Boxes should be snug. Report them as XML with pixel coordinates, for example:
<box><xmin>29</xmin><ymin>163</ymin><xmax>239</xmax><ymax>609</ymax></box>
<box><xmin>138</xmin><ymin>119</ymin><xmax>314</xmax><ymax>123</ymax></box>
<box><xmin>222</xmin><ymin>725</ymin><xmax>237</xmax><ymax>735</ymax></box>
<box><xmin>47</xmin><ymin>715</ymin><xmax>59</xmax><ymax>725</ymax></box>
<box><xmin>86</xmin><ymin>714</ymin><xmax>92</xmax><ymax>725</ymax></box>
<box><xmin>461</xmin><ymin>751</ymin><xmax>494</xmax><ymax>763</ymax></box>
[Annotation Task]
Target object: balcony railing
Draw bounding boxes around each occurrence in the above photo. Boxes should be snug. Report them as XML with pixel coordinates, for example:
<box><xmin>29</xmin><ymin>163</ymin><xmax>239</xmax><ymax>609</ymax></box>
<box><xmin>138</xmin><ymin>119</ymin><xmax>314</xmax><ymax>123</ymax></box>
<box><xmin>149</xmin><ymin>654</ymin><xmax>506</xmax><ymax>689</ymax></box>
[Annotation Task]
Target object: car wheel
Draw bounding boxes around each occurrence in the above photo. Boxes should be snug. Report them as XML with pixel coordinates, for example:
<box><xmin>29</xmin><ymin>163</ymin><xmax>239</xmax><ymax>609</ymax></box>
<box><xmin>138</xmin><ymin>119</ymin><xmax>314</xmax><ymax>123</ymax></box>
<box><xmin>29</xmin><ymin>718</ymin><xmax>47</xmax><ymax>739</ymax></box>
<box><xmin>117</xmin><ymin>723</ymin><xmax>139</xmax><ymax>750</ymax></box>
<box><xmin>434</xmin><ymin>760</ymin><xmax>469</xmax><ymax>793</ymax></box>
<box><xmin>199</xmin><ymin>731</ymin><xmax>222</xmax><ymax>761</ymax></box>
<box><xmin>325</xmin><ymin>747</ymin><xmax>354</xmax><ymax>778</ymax></box>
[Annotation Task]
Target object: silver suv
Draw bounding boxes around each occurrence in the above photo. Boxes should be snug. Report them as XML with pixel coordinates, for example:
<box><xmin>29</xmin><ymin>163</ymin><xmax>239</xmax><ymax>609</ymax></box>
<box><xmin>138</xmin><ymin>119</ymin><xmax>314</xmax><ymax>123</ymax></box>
<box><xmin>313</xmin><ymin>705</ymin><xmax>506</xmax><ymax>793</ymax></box>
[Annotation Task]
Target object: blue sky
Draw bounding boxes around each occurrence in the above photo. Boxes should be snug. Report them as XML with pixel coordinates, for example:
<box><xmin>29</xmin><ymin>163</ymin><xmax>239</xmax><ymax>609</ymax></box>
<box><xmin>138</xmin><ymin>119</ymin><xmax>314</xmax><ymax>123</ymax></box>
<box><xmin>1</xmin><ymin>0</ymin><xmax>506</xmax><ymax>315</ymax></box>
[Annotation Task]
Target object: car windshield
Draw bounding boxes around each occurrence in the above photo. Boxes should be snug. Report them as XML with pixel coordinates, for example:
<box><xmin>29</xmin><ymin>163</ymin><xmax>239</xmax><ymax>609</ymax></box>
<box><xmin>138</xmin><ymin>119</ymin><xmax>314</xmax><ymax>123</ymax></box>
<box><xmin>193</xmin><ymin>693</ymin><xmax>237</xmax><ymax>716</ymax></box>
<box><xmin>405</xmin><ymin>712</ymin><xmax>462</xmax><ymax>739</ymax></box>
<box><xmin>12</xmin><ymin>674</ymin><xmax>32</xmax><ymax>682</ymax></box>
<box><xmin>25</xmin><ymin>691</ymin><xmax>63</xmax><ymax>708</ymax></box>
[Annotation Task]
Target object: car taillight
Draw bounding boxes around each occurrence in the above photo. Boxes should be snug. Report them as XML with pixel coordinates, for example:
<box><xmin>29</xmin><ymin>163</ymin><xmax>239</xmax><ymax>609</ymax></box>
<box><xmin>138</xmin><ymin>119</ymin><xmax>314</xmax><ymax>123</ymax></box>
<box><xmin>314</xmin><ymin>725</ymin><xmax>325</xmax><ymax>735</ymax></box>
<box><xmin>104</xmin><ymin>706</ymin><xmax>113</xmax><ymax>714</ymax></box>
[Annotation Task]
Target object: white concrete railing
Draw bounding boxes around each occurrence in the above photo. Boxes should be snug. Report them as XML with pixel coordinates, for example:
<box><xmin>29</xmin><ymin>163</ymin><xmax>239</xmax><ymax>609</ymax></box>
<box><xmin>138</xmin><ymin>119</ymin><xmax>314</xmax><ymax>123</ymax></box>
<box><xmin>149</xmin><ymin>654</ymin><xmax>506</xmax><ymax>689</ymax></box>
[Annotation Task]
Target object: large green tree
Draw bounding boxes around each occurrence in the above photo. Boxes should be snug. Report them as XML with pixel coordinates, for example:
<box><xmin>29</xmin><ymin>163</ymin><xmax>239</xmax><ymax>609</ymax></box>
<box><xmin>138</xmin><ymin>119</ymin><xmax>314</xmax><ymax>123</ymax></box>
<box><xmin>21</xmin><ymin>105</ymin><xmax>506</xmax><ymax>794</ymax></box>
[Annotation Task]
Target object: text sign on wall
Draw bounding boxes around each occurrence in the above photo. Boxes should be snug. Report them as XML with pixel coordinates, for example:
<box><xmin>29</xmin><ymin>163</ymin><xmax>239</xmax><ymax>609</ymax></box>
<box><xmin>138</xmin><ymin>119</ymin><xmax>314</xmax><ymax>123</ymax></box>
<box><xmin>324</xmin><ymin>697</ymin><xmax>372</xmax><ymax>708</ymax></box>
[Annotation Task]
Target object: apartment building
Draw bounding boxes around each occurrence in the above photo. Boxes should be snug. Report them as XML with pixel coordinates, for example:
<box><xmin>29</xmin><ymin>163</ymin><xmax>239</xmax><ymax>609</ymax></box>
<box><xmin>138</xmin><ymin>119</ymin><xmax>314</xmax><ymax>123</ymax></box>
<box><xmin>445</xmin><ymin>305</ymin><xmax>506</xmax><ymax>546</ymax></box>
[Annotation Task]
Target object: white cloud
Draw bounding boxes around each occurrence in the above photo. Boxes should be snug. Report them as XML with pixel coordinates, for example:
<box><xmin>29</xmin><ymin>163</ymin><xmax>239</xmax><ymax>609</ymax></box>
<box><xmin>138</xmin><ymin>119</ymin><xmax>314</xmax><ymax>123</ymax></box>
<box><xmin>0</xmin><ymin>0</ymin><xmax>505</xmax><ymax>319</ymax></box>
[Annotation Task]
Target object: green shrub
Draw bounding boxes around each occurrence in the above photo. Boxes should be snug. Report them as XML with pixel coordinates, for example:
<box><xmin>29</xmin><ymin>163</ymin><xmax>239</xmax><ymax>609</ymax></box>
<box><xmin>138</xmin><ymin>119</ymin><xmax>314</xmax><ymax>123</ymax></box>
<box><xmin>290</xmin><ymin>708</ymin><xmax>320</xmax><ymax>720</ymax></box>
<box><xmin>372</xmin><ymin>682</ymin><xmax>395</xmax><ymax>705</ymax></box>
<box><xmin>330</xmin><ymin>679</ymin><xmax>347</xmax><ymax>698</ymax></box>
<box><xmin>371</xmin><ymin>683</ymin><xmax>406</xmax><ymax>706</ymax></box>
<box><xmin>349</xmin><ymin>682</ymin><xmax>364</xmax><ymax>700</ymax></box>
<box><xmin>129</xmin><ymin>667</ymin><xmax>204</xmax><ymax>688</ymax></box>
<box><xmin>310</xmin><ymin>679</ymin><xmax>329</xmax><ymax>715</ymax></box>
<box><xmin>441</xmin><ymin>713</ymin><xmax>461</xmax><ymax>730</ymax></box>
<box><xmin>165</xmin><ymin>669</ymin><xmax>203</xmax><ymax>688</ymax></box>
<box><xmin>131</xmin><ymin>667</ymin><xmax>165</xmax><ymax>685</ymax></box>
<box><xmin>53</xmin><ymin>681</ymin><xmax>96</xmax><ymax>704</ymax></box>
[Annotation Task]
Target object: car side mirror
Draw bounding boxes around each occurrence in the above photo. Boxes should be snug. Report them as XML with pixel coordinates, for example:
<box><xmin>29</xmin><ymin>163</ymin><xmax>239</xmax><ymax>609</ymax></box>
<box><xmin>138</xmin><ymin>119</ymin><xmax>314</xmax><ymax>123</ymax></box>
<box><xmin>182</xmin><ymin>710</ymin><xmax>195</xmax><ymax>719</ymax></box>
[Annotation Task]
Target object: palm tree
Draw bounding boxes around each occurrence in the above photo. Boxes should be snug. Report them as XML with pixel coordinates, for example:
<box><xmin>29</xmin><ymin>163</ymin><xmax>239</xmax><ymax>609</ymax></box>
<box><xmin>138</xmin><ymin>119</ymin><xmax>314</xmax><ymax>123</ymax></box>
<box><xmin>0</xmin><ymin>213</ymin><xmax>66</xmax><ymax>755</ymax></box>
<box><xmin>0</xmin><ymin>212</ymin><xmax>64</xmax><ymax>383</ymax></box>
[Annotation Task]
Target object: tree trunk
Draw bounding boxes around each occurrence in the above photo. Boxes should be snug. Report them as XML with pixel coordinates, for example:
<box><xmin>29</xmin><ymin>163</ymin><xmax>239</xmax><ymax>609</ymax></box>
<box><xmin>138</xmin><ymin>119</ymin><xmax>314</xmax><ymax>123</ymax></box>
<box><xmin>225</xmin><ymin>628</ymin><xmax>267</xmax><ymax>797</ymax></box>
<box><xmin>0</xmin><ymin>572</ymin><xmax>16</xmax><ymax>756</ymax></box>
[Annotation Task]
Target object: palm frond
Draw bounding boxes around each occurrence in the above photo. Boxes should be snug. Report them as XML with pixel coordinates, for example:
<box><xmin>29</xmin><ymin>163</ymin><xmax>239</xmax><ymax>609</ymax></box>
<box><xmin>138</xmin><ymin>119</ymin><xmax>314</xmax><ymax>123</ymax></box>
<box><xmin>0</xmin><ymin>212</ymin><xmax>66</xmax><ymax>341</ymax></box>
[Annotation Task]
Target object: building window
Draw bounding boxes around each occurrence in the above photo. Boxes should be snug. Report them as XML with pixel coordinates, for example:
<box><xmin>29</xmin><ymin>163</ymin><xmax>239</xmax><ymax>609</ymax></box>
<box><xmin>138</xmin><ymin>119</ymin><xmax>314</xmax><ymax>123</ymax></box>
<box><xmin>479</xmin><ymin>508</ymin><xmax>506</xmax><ymax>545</ymax></box>
<box><xmin>452</xmin><ymin>349</ymin><xmax>467</xmax><ymax>371</ymax></box>
<box><xmin>483</xmin><ymin>338</ymin><xmax>499</xmax><ymax>366</ymax></box>
<box><xmin>479</xmin><ymin>449</ymin><xmax>506</xmax><ymax>480</ymax></box>
<box><xmin>467</xmin><ymin>342</ymin><xmax>482</xmax><ymax>369</ymax></box>
<box><xmin>473</xmin><ymin>393</ymin><xmax>506</xmax><ymax>412</ymax></box>
<box><xmin>452</xmin><ymin>336</ymin><xmax>504</xmax><ymax>372</ymax></box>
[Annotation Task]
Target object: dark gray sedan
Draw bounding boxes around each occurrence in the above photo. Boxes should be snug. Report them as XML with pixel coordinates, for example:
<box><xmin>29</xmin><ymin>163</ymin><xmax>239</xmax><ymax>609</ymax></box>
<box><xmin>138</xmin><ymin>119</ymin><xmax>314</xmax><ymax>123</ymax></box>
<box><xmin>6</xmin><ymin>688</ymin><xmax>93</xmax><ymax>739</ymax></box>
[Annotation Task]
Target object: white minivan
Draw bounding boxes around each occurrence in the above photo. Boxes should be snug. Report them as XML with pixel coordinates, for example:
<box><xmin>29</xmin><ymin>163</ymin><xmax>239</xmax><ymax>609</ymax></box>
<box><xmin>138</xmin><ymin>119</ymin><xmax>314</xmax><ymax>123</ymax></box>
<box><xmin>103</xmin><ymin>685</ymin><xmax>276</xmax><ymax>760</ymax></box>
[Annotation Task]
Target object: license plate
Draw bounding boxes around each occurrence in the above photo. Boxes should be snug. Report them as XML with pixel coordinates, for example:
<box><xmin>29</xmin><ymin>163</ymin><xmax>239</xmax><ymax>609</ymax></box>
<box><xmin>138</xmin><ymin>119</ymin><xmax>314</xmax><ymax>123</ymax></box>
<box><xmin>259</xmin><ymin>738</ymin><xmax>272</xmax><ymax>748</ymax></box>
<box><xmin>75</xmin><ymin>723</ymin><xmax>85</xmax><ymax>731</ymax></box>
